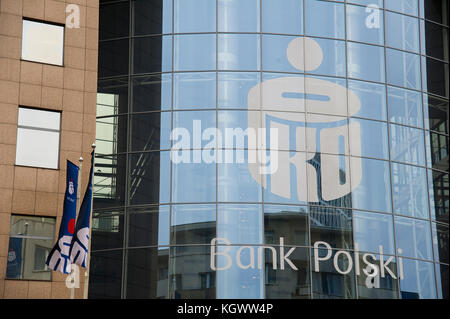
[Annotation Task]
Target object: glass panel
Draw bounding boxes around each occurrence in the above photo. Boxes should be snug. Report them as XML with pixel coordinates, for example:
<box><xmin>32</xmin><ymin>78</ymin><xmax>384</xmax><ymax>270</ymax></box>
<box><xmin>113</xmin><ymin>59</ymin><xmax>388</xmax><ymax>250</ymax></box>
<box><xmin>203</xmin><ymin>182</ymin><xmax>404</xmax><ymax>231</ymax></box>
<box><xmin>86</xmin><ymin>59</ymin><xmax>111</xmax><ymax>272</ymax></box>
<box><xmin>353</xmin><ymin>211</ymin><xmax>395</xmax><ymax>255</ymax></box>
<box><xmin>172</xmin><ymin>110</ymin><xmax>216</xmax><ymax>138</ymax></box>
<box><xmin>311</xmin><ymin>248</ymin><xmax>356</xmax><ymax>299</ymax></box>
<box><xmin>18</xmin><ymin>108</ymin><xmax>60</xmax><ymax>130</ymax></box>
<box><xmin>348</xmin><ymin>0</ymin><xmax>383</xmax><ymax>6</ymax></box>
<box><xmin>96</xmin><ymin>115</ymin><xmax>128</xmax><ymax>155</ymax></box>
<box><xmin>88</xmin><ymin>250</ymin><xmax>123</xmax><ymax>299</ymax></box>
<box><xmin>429</xmin><ymin>170</ymin><xmax>449</xmax><ymax>223</ymax></box>
<box><xmin>400</xmin><ymin>259</ymin><xmax>436</xmax><ymax>299</ymax></box>
<box><xmin>308</xmin><ymin>38</ymin><xmax>346</xmax><ymax>77</ymax></box>
<box><xmin>99</xmin><ymin>39</ymin><xmax>129</xmax><ymax>78</ymax></box>
<box><xmin>133</xmin><ymin>36</ymin><xmax>172</xmax><ymax>74</ymax></box>
<box><xmin>218</xmin><ymin>34</ymin><xmax>260</xmax><ymax>71</ymax></box>
<box><xmin>169</xmin><ymin>246</ymin><xmax>216</xmax><ymax>298</ymax></box>
<box><xmin>218</xmin><ymin>72</ymin><xmax>261</xmax><ymax>109</ymax></box>
<box><xmin>218</xmin><ymin>0</ymin><xmax>260</xmax><ymax>32</ymax></box>
<box><xmin>133</xmin><ymin>0</ymin><xmax>172</xmax><ymax>35</ymax></box>
<box><xmin>423</xmin><ymin>95</ymin><xmax>449</xmax><ymax>134</ymax></box>
<box><xmin>174</xmin><ymin>34</ymin><xmax>216</xmax><ymax>71</ymax></box>
<box><xmin>395</xmin><ymin>216</ymin><xmax>433</xmax><ymax>261</ymax></box>
<box><xmin>386</xmin><ymin>48</ymin><xmax>421</xmax><ymax>90</ymax></box>
<box><xmin>171</xmin><ymin>204</ymin><xmax>216</xmax><ymax>245</ymax></box>
<box><xmin>128</xmin><ymin>206</ymin><xmax>170</xmax><ymax>247</ymax></box>
<box><xmin>386</xmin><ymin>0</ymin><xmax>419</xmax><ymax>16</ymax></box>
<box><xmin>435</xmin><ymin>263</ymin><xmax>449</xmax><ymax>299</ymax></box>
<box><xmin>388</xmin><ymin>86</ymin><xmax>423</xmax><ymax>128</ymax></box>
<box><xmin>349</xmin><ymin>118</ymin><xmax>389</xmax><ymax>160</ymax></box>
<box><xmin>421</xmin><ymin>20</ymin><xmax>449</xmax><ymax>61</ymax></box>
<box><xmin>351</xmin><ymin>157</ymin><xmax>392</xmax><ymax>213</ymax></box>
<box><xmin>422</xmin><ymin>57</ymin><xmax>449</xmax><ymax>98</ymax></box>
<box><xmin>132</xmin><ymin>74</ymin><xmax>172</xmax><ymax>112</ymax></box>
<box><xmin>173</xmin><ymin>73</ymin><xmax>216</xmax><ymax>109</ymax></box>
<box><xmin>15</xmin><ymin>128</ymin><xmax>60</xmax><ymax>169</ymax></box>
<box><xmin>128</xmin><ymin>151</ymin><xmax>171</xmax><ymax>205</ymax></box>
<box><xmin>346</xmin><ymin>4</ymin><xmax>384</xmax><ymax>45</ymax></box>
<box><xmin>432</xmin><ymin>223</ymin><xmax>449</xmax><ymax>264</ymax></box>
<box><xmin>97</xmin><ymin>77</ymin><xmax>129</xmax><ymax>115</ymax></box>
<box><xmin>261</xmin><ymin>0</ymin><xmax>303</xmax><ymax>35</ymax></box>
<box><xmin>126</xmin><ymin>247</ymin><xmax>169</xmax><ymax>299</ymax></box>
<box><xmin>426</xmin><ymin>130</ymin><xmax>449</xmax><ymax>172</ymax></box>
<box><xmin>21</xmin><ymin>20</ymin><xmax>64</xmax><ymax>66</ymax></box>
<box><xmin>217</xmin><ymin>204</ymin><xmax>263</xmax><ymax>245</ymax></box>
<box><xmin>100</xmin><ymin>2</ymin><xmax>129</xmax><ymax>40</ymax></box>
<box><xmin>422</xmin><ymin>0</ymin><xmax>448</xmax><ymax>26</ymax></box>
<box><xmin>390</xmin><ymin>123</ymin><xmax>426</xmax><ymax>166</ymax></box>
<box><xmin>310</xmin><ymin>206</ymin><xmax>353</xmax><ymax>250</ymax></box>
<box><xmin>305</xmin><ymin>0</ymin><xmax>345</xmax><ymax>39</ymax></box>
<box><xmin>91</xmin><ymin>211</ymin><xmax>124</xmax><ymax>251</ymax></box>
<box><xmin>174</xmin><ymin>0</ymin><xmax>216</xmax><ymax>33</ymax></box>
<box><xmin>262</xmin><ymin>35</ymin><xmax>301</xmax><ymax>73</ymax></box>
<box><xmin>347</xmin><ymin>42</ymin><xmax>385</xmax><ymax>83</ymax></box>
<box><xmin>348</xmin><ymin>80</ymin><xmax>387</xmax><ymax>121</ymax></box>
<box><xmin>130</xmin><ymin>112</ymin><xmax>171</xmax><ymax>151</ymax></box>
<box><xmin>264</xmin><ymin>205</ymin><xmax>308</xmax><ymax>246</ymax></box>
<box><xmin>391</xmin><ymin>162</ymin><xmax>429</xmax><ymax>219</ymax></box>
<box><xmin>386</xmin><ymin>11</ymin><xmax>420</xmax><ymax>53</ymax></box>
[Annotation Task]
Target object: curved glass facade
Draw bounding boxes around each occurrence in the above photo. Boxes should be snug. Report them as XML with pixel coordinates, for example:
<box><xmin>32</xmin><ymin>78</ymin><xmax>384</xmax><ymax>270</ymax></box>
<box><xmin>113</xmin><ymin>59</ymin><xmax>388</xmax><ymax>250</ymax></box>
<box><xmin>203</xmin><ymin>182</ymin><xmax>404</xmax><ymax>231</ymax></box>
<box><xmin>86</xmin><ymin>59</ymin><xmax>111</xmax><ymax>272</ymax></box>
<box><xmin>90</xmin><ymin>0</ymin><xmax>448</xmax><ymax>299</ymax></box>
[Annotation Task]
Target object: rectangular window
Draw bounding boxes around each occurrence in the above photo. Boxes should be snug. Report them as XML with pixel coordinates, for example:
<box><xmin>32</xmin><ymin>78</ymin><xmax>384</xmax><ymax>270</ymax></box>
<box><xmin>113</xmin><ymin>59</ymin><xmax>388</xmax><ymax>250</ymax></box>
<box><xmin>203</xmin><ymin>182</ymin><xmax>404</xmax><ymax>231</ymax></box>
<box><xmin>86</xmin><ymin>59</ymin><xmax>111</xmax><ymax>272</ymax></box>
<box><xmin>21</xmin><ymin>19</ymin><xmax>64</xmax><ymax>66</ymax></box>
<box><xmin>6</xmin><ymin>215</ymin><xmax>56</xmax><ymax>281</ymax></box>
<box><xmin>15</xmin><ymin>107</ymin><xmax>61</xmax><ymax>169</ymax></box>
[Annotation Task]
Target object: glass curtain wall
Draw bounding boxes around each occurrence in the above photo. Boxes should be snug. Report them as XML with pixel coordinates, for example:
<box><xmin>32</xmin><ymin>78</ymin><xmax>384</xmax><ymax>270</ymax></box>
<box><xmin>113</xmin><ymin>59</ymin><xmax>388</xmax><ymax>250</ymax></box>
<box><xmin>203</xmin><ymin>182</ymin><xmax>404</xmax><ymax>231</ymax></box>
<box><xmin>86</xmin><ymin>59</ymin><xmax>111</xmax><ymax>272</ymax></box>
<box><xmin>90</xmin><ymin>0</ymin><xmax>449</xmax><ymax>299</ymax></box>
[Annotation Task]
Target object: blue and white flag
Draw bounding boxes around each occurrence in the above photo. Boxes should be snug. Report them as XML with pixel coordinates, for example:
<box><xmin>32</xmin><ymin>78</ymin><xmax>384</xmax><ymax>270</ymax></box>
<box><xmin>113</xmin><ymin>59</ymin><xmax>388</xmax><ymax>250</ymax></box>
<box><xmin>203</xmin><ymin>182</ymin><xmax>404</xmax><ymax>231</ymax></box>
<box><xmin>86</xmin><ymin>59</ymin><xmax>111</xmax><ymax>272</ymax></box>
<box><xmin>70</xmin><ymin>151</ymin><xmax>94</xmax><ymax>268</ymax></box>
<box><xmin>46</xmin><ymin>160</ymin><xmax>79</xmax><ymax>274</ymax></box>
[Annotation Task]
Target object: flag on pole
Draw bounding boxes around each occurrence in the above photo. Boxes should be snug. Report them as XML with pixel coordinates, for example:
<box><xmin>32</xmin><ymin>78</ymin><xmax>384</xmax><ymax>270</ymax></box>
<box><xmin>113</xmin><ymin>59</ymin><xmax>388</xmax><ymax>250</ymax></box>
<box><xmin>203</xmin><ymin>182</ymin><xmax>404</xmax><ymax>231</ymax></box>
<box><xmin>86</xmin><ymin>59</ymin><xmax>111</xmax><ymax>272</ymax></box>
<box><xmin>70</xmin><ymin>151</ymin><xmax>94</xmax><ymax>268</ymax></box>
<box><xmin>46</xmin><ymin>160</ymin><xmax>79</xmax><ymax>274</ymax></box>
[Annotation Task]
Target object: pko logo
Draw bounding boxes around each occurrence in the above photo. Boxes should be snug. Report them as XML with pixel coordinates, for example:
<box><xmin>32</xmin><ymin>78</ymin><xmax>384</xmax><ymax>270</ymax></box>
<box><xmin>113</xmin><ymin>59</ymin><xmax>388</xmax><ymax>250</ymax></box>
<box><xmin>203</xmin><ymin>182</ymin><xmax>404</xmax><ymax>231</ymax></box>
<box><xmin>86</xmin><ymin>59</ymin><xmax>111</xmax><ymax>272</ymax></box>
<box><xmin>248</xmin><ymin>37</ymin><xmax>363</xmax><ymax>202</ymax></box>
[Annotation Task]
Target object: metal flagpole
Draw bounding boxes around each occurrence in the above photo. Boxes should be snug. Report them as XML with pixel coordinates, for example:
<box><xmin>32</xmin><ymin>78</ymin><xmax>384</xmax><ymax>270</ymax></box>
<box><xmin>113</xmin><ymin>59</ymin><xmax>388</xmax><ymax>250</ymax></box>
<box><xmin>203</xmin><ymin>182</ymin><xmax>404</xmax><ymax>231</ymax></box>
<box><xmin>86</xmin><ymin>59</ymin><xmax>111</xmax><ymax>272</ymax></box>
<box><xmin>71</xmin><ymin>156</ymin><xmax>83</xmax><ymax>299</ymax></box>
<box><xmin>83</xmin><ymin>144</ymin><xmax>96</xmax><ymax>299</ymax></box>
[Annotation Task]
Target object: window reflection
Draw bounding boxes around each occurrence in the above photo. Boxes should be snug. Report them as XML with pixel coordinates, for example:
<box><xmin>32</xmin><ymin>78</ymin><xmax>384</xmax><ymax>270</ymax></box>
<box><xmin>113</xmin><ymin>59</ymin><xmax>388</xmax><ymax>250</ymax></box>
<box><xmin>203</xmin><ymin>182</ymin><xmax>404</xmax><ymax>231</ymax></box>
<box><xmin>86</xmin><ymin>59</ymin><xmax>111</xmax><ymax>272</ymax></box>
<box><xmin>218</xmin><ymin>72</ymin><xmax>260</xmax><ymax>109</ymax></box>
<box><xmin>264</xmin><ymin>205</ymin><xmax>308</xmax><ymax>246</ymax></box>
<box><xmin>426</xmin><ymin>130</ymin><xmax>449</xmax><ymax>172</ymax></box>
<box><xmin>429</xmin><ymin>170</ymin><xmax>449</xmax><ymax>223</ymax></box>
<box><xmin>400</xmin><ymin>258</ymin><xmax>436</xmax><ymax>299</ymax></box>
<box><xmin>133</xmin><ymin>36</ymin><xmax>172</xmax><ymax>74</ymax></box>
<box><xmin>132</xmin><ymin>74</ymin><xmax>172</xmax><ymax>112</ymax></box>
<box><xmin>171</xmin><ymin>204</ymin><xmax>216</xmax><ymax>245</ymax></box>
<box><xmin>305</xmin><ymin>0</ymin><xmax>345</xmax><ymax>39</ymax></box>
<box><xmin>390</xmin><ymin>124</ymin><xmax>426</xmax><ymax>166</ymax></box>
<box><xmin>89</xmin><ymin>250</ymin><xmax>123</xmax><ymax>299</ymax></box>
<box><xmin>174</xmin><ymin>0</ymin><xmax>216</xmax><ymax>33</ymax></box>
<box><xmin>347</xmin><ymin>41</ymin><xmax>385</xmax><ymax>83</ymax></box>
<box><xmin>218</xmin><ymin>0</ymin><xmax>260</xmax><ymax>32</ymax></box>
<box><xmin>395</xmin><ymin>216</ymin><xmax>433</xmax><ymax>261</ymax></box>
<box><xmin>423</xmin><ymin>95</ymin><xmax>449</xmax><ymax>134</ymax></box>
<box><xmin>92</xmin><ymin>211</ymin><xmax>124</xmax><ymax>251</ymax></box>
<box><xmin>422</xmin><ymin>56</ymin><xmax>449</xmax><ymax>98</ymax></box>
<box><xmin>262</xmin><ymin>0</ymin><xmax>303</xmax><ymax>35</ymax></box>
<box><xmin>432</xmin><ymin>222</ymin><xmax>449</xmax><ymax>264</ymax></box>
<box><xmin>388</xmin><ymin>86</ymin><xmax>423</xmax><ymax>128</ymax></box>
<box><xmin>94</xmin><ymin>153</ymin><xmax>127</xmax><ymax>209</ymax></box>
<box><xmin>128</xmin><ymin>206</ymin><xmax>169</xmax><ymax>247</ymax></box>
<box><xmin>174</xmin><ymin>73</ymin><xmax>216</xmax><ymax>109</ymax></box>
<box><xmin>350</xmin><ymin>118</ymin><xmax>389</xmax><ymax>160</ymax></box>
<box><xmin>130</xmin><ymin>112</ymin><xmax>171</xmax><ymax>151</ymax></box>
<box><xmin>386</xmin><ymin>11</ymin><xmax>419</xmax><ymax>53</ymax></box>
<box><xmin>174</xmin><ymin>34</ymin><xmax>216</xmax><ymax>71</ymax></box>
<box><xmin>435</xmin><ymin>263</ymin><xmax>449</xmax><ymax>299</ymax></box>
<box><xmin>218</xmin><ymin>34</ymin><xmax>260</xmax><ymax>71</ymax></box>
<box><xmin>386</xmin><ymin>48</ymin><xmax>421</xmax><ymax>90</ymax></box>
<box><xmin>133</xmin><ymin>0</ymin><xmax>172</xmax><ymax>35</ymax></box>
<box><xmin>353</xmin><ymin>211</ymin><xmax>395</xmax><ymax>255</ymax></box>
<box><xmin>349</xmin><ymin>80</ymin><xmax>387</xmax><ymax>121</ymax></box>
<box><xmin>346</xmin><ymin>4</ymin><xmax>384</xmax><ymax>45</ymax></box>
<box><xmin>386</xmin><ymin>0</ymin><xmax>419</xmax><ymax>16</ymax></box>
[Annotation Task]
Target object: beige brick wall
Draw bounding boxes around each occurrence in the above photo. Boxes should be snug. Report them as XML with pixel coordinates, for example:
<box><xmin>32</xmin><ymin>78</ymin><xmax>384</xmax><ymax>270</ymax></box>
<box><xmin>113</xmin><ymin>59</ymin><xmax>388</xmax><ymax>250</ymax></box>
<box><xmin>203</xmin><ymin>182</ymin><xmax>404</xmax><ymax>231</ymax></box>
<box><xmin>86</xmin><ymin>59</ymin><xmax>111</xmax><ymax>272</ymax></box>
<box><xmin>0</xmin><ymin>0</ymin><xmax>99</xmax><ymax>299</ymax></box>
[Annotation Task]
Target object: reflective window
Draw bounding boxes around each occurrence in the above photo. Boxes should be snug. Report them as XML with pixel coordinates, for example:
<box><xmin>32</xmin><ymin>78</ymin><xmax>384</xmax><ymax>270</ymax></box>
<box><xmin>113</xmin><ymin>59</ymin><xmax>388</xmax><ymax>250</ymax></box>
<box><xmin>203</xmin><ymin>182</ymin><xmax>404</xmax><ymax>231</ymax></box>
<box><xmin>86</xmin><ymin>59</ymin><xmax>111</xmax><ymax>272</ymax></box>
<box><xmin>21</xmin><ymin>19</ymin><xmax>64</xmax><ymax>66</ymax></box>
<box><xmin>262</xmin><ymin>0</ymin><xmax>303</xmax><ymax>35</ymax></box>
<box><xmin>262</xmin><ymin>35</ymin><xmax>301</xmax><ymax>73</ymax></box>
<box><xmin>386</xmin><ymin>11</ymin><xmax>420</xmax><ymax>53</ymax></box>
<box><xmin>347</xmin><ymin>0</ymin><xmax>383</xmax><ymax>6</ymax></box>
<box><xmin>174</xmin><ymin>0</ymin><xmax>216</xmax><ymax>33</ymax></box>
<box><xmin>308</xmin><ymin>38</ymin><xmax>346</xmax><ymax>77</ymax></box>
<box><xmin>132</xmin><ymin>74</ymin><xmax>172</xmax><ymax>112</ymax></box>
<box><xmin>386</xmin><ymin>0</ymin><xmax>419</xmax><ymax>16</ymax></box>
<box><xmin>98</xmin><ymin>77</ymin><xmax>129</xmax><ymax>115</ymax></box>
<box><xmin>100</xmin><ymin>2</ymin><xmax>130</xmax><ymax>40</ymax></box>
<box><xmin>350</xmin><ymin>118</ymin><xmax>389</xmax><ymax>160</ymax></box>
<box><xmin>305</xmin><ymin>0</ymin><xmax>345</xmax><ymax>39</ymax></box>
<box><xmin>423</xmin><ymin>95</ymin><xmax>449</xmax><ymax>135</ymax></box>
<box><xmin>174</xmin><ymin>34</ymin><xmax>216</xmax><ymax>71</ymax></box>
<box><xmin>218</xmin><ymin>72</ymin><xmax>261</xmax><ymax>109</ymax></box>
<box><xmin>421</xmin><ymin>0</ymin><xmax>449</xmax><ymax>26</ymax></box>
<box><xmin>99</xmin><ymin>39</ymin><xmax>129</xmax><ymax>78</ymax></box>
<box><xmin>391</xmin><ymin>162</ymin><xmax>429</xmax><ymax>219</ymax></box>
<box><xmin>6</xmin><ymin>215</ymin><xmax>55</xmax><ymax>281</ymax></box>
<box><xmin>386</xmin><ymin>48</ymin><xmax>421</xmax><ymax>90</ymax></box>
<box><xmin>400</xmin><ymin>259</ymin><xmax>436</xmax><ymax>299</ymax></box>
<box><xmin>171</xmin><ymin>204</ymin><xmax>216</xmax><ymax>245</ymax></box>
<box><xmin>346</xmin><ymin>4</ymin><xmax>384</xmax><ymax>45</ymax></box>
<box><xmin>395</xmin><ymin>216</ymin><xmax>433</xmax><ymax>261</ymax></box>
<box><xmin>426</xmin><ymin>130</ymin><xmax>449</xmax><ymax>172</ymax></box>
<box><xmin>435</xmin><ymin>263</ymin><xmax>449</xmax><ymax>299</ymax></box>
<box><xmin>264</xmin><ymin>205</ymin><xmax>308</xmax><ymax>246</ymax></box>
<box><xmin>388</xmin><ymin>86</ymin><xmax>423</xmax><ymax>128</ymax></box>
<box><xmin>420</xmin><ymin>20</ymin><xmax>449</xmax><ymax>61</ymax></box>
<box><xmin>218</xmin><ymin>0</ymin><xmax>260</xmax><ymax>32</ymax></box>
<box><xmin>347</xmin><ymin>42</ymin><xmax>385</xmax><ymax>83</ymax></box>
<box><xmin>133</xmin><ymin>0</ymin><xmax>172</xmax><ymax>35</ymax></box>
<box><xmin>353</xmin><ymin>211</ymin><xmax>395</xmax><ymax>255</ymax></box>
<box><xmin>130</xmin><ymin>112</ymin><xmax>171</xmax><ymax>151</ymax></box>
<box><xmin>390</xmin><ymin>124</ymin><xmax>426</xmax><ymax>166</ymax></box>
<box><xmin>432</xmin><ymin>223</ymin><xmax>449</xmax><ymax>264</ymax></box>
<box><xmin>128</xmin><ymin>206</ymin><xmax>170</xmax><ymax>247</ymax></box>
<box><xmin>351</xmin><ymin>157</ymin><xmax>392</xmax><ymax>213</ymax></box>
<box><xmin>218</xmin><ymin>34</ymin><xmax>260</xmax><ymax>71</ymax></box>
<box><xmin>91</xmin><ymin>211</ymin><xmax>124</xmax><ymax>251</ymax></box>
<box><xmin>89</xmin><ymin>250</ymin><xmax>123</xmax><ymax>299</ymax></box>
<box><xmin>422</xmin><ymin>57</ymin><xmax>449</xmax><ymax>98</ymax></box>
<box><xmin>172</xmin><ymin>110</ymin><xmax>216</xmax><ymax>139</ymax></box>
<box><xmin>174</xmin><ymin>73</ymin><xmax>216</xmax><ymax>109</ymax></box>
<box><xmin>16</xmin><ymin>107</ymin><xmax>61</xmax><ymax>169</ymax></box>
<box><xmin>348</xmin><ymin>80</ymin><xmax>387</xmax><ymax>121</ymax></box>
<box><xmin>126</xmin><ymin>247</ymin><xmax>169</xmax><ymax>299</ymax></box>
<box><xmin>95</xmin><ymin>115</ymin><xmax>128</xmax><ymax>155</ymax></box>
<box><xmin>133</xmin><ymin>36</ymin><xmax>172</xmax><ymax>74</ymax></box>
<box><xmin>429</xmin><ymin>170</ymin><xmax>449</xmax><ymax>223</ymax></box>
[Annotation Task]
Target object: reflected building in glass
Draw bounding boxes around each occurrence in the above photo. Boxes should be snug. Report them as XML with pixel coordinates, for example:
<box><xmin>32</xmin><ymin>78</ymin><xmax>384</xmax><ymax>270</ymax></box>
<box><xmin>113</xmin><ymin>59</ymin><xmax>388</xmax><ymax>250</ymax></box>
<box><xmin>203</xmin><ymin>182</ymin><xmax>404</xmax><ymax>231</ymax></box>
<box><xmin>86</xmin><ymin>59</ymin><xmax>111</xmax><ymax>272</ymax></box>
<box><xmin>90</xmin><ymin>0</ymin><xmax>448</xmax><ymax>299</ymax></box>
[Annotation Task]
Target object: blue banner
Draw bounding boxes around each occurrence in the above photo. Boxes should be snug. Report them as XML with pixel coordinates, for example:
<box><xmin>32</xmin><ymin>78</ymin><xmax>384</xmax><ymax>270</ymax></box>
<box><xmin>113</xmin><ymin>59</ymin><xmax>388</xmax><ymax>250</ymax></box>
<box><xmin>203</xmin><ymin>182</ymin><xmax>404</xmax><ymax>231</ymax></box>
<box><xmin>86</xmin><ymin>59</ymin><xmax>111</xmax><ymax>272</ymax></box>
<box><xmin>46</xmin><ymin>160</ymin><xmax>79</xmax><ymax>274</ymax></box>
<box><xmin>70</xmin><ymin>151</ymin><xmax>94</xmax><ymax>268</ymax></box>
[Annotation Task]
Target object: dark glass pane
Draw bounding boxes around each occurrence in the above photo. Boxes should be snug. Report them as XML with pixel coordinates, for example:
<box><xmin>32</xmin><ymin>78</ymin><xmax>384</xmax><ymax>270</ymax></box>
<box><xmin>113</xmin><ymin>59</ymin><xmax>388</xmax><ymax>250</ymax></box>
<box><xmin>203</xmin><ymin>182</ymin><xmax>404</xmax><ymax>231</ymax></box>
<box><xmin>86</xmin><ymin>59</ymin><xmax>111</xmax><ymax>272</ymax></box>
<box><xmin>424</xmin><ymin>95</ymin><xmax>449</xmax><ymax>134</ymax></box>
<box><xmin>130</xmin><ymin>112</ymin><xmax>171</xmax><ymax>152</ymax></box>
<box><xmin>97</xmin><ymin>77</ymin><xmax>129</xmax><ymax>115</ymax></box>
<box><xmin>310</xmin><ymin>206</ymin><xmax>353</xmax><ymax>250</ymax></box>
<box><xmin>423</xmin><ymin>57</ymin><xmax>449</xmax><ymax>98</ymax></box>
<box><xmin>93</xmin><ymin>153</ymin><xmax>127</xmax><ymax>209</ymax></box>
<box><xmin>433</xmin><ymin>223</ymin><xmax>449</xmax><ymax>264</ymax></box>
<box><xmin>95</xmin><ymin>115</ymin><xmax>128</xmax><ymax>155</ymax></box>
<box><xmin>128</xmin><ymin>151</ymin><xmax>171</xmax><ymax>205</ymax></box>
<box><xmin>128</xmin><ymin>206</ymin><xmax>170</xmax><ymax>247</ymax></box>
<box><xmin>132</xmin><ymin>74</ymin><xmax>172</xmax><ymax>112</ymax></box>
<box><xmin>171</xmin><ymin>204</ymin><xmax>216</xmax><ymax>245</ymax></box>
<box><xmin>133</xmin><ymin>0</ymin><xmax>172</xmax><ymax>35</ymax></box>
<box><xmin>429</xmin><ymin>170</ymin><xmax>449</xmax><ymax>223</ymax></box>
<box><xmin>422</xmin><ymin>21</ymin><xmax>449</xmax><ymax>61</ymax></box>
<box><xmin>91</xmin><ymin>211</ymin><xmax>124</xmax><ymax>251</ymax></box>
<box><xmin>99</xmin><ymin>39</ymin><xmax>129</xmax><ymax>78</ymax></box>
<box><xmin>264</xmin><ymin>205</ymin><xmax>308</xmax><ymax>246</ymax></box>
<box><xmin>99</xmin><ymin>2</ymin><xmax>130</xmax><ymax>40</ymax></box>
<box><xmin>426</xmin><ymin>131</ymin><xmax>449</xmax><ymax>172</ymax></box>
<box><xmin>89</xmin><ymin>250</ymin><xmax>123</xmax><ymax>299</ymax></box>
<box><xmin>169</xmin><ymin>246</ymin><xmax>216</xmax><ymax>299</ymax></box>
<box><xmin>125</xmin><ymin>247</ymin><xmax>169</xmax><ymax>299</ymax></box>
<box><xmin>133</xmin><ymin>36</ymin><xmax>172</xmax><ymax>74</ymax></box>
<box><xmin>264</xmin><ymin>246</ymin><xmax>310</xmax><ymax>299</ymax></box>
<box><xmin>423</xmin><ymin>0</ymin><xmax>448</xmax><ymax>26</ymax></box>
<box><xmin>436</xmin><ymin>263</ymin><xmax>449</xmax><ymax>299</ymax></box>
